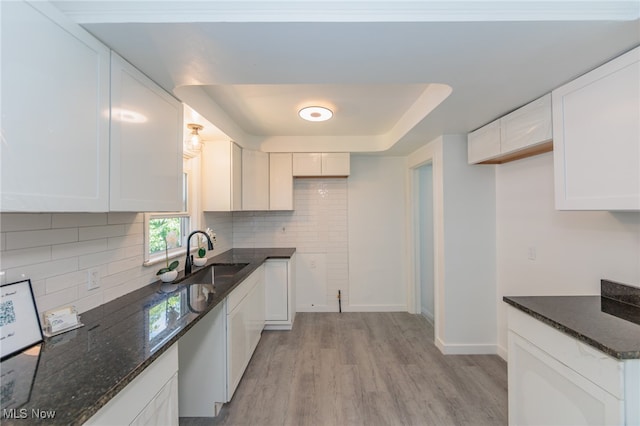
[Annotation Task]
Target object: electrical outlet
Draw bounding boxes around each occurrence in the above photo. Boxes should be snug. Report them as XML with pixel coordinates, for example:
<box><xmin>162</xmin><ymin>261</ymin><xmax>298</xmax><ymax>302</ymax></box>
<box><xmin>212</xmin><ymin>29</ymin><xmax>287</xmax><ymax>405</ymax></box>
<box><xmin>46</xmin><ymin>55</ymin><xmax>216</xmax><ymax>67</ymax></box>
<box><xmin>527</xmin><ymin>247</ymin><xmax>537</xmax><ymax>261</ymax></box>
<box><xmin>87</xmin><ymin>268</ymin><xmax>100</xmax><ymax>290</ymax></box>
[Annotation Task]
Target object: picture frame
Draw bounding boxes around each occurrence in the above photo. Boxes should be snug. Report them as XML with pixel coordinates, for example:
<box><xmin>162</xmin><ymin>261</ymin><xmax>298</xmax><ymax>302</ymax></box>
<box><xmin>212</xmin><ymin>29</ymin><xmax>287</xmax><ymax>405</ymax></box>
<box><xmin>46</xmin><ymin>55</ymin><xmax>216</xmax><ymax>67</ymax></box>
<box><xmin>1</xmin><ymin>279</ymin><xmax>44</xmax><ymax>360</ymax></box>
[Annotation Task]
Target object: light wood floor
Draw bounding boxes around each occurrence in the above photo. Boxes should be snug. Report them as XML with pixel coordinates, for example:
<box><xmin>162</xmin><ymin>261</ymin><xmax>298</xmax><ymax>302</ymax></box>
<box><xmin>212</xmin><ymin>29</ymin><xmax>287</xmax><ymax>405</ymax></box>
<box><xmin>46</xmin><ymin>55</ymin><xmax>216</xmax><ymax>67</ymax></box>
<box><xmin>180</xmin><ymin>312</ymin><xmax>508</xmax><ymax>426</ymax></box>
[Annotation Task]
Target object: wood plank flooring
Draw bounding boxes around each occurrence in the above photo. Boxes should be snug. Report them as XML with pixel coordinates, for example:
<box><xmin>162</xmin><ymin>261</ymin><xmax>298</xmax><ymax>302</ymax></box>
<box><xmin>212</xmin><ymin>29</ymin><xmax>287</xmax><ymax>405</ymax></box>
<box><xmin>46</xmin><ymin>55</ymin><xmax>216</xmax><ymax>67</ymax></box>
<box><xmin>180</xmin><ymin>312</ymin><xmax>507</xmax><ymax>426</ymax></box>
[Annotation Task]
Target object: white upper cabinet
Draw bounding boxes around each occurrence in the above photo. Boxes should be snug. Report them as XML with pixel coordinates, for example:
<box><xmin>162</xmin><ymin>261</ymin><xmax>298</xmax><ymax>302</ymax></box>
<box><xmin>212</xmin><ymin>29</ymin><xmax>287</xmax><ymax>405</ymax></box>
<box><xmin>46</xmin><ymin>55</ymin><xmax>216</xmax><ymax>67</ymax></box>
<box><xmin>242</xmin><ymin>149</ymin><xmax>270</xmax><ymax>211</ymax></box>
<box><xmin>553</xmin><ymin>47</ymin><xmax>639</xmax><ymax>211</ymax></box>
<box><xmin>501</xmin><ymin>94</ymin><xmax>552</xmax><ymax>155</ymax></box>
<box><xmin>269</xmin><ymin>153</ymin><xmax>294</xmax><ymax>210</ymax></box>
<box><xmin>202</xmin><ymin>141</ymin><xmax>242</xmax><ymax>211</ymax></box>
<box><xmin>321</xmin><ymin>153</ymin><xmax>351</xmax><ymax>176</ymax></box>
<box><xmin>1</xmin><ymin>1</ymin><xmax>110</xmax><ymax>212</ymax></box>
<box><xmin>467</xmin><ymin>121</ymin><xmax>501</xmax><ymax>164</ymax></box>
<box><xmin>292</xmin><ymin>153</ymin><xmax>322</xmax><ymax>176</ymax></box>
<box><xmin>292</xmin><ymin>153</ymin><xmax>350</xmax><ymax>176</ymax></box>
<box><xmin>110</xmin><ymin>53</ymin><xmax>183</xmax><ymax>212</ymax></box>
<box><xmin>468</xmin><ymin>94</ymin><xmax>553</xmax><ymax>165</ymax></box>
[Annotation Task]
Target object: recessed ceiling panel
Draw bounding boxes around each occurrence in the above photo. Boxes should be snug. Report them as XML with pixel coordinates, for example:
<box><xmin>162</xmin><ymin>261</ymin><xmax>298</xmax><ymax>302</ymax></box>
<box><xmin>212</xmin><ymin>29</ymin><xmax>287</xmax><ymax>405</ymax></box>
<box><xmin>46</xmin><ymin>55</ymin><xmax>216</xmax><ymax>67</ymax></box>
<box><xmin>201</xmin><ymin>84</ymin><xmax>429</xmax><ymax>136</ymax></box>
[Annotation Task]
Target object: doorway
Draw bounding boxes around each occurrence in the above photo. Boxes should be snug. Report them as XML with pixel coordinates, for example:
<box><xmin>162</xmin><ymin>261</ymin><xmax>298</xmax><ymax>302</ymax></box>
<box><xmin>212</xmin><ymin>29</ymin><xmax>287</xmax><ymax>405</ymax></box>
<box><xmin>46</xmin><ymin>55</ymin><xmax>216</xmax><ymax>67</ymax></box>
<box><xmin>416</xmin><ymin>164</ymin><xmax>435</xmax><ymax>324</ymax></box>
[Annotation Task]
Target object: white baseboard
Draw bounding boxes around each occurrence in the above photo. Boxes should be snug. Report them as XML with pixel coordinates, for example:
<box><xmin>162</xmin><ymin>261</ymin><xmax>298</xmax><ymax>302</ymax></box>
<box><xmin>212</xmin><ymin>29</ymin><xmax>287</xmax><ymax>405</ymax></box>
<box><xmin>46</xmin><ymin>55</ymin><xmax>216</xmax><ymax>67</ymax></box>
<box><xmin>296</xmin><ymin>305</ymin><xmax>334</xmax><ymax>312</ymax></box>
<box><xmin>497</xmin><ymin>344</ymin><xmax>508</xmax><ymax>361</ymax></box>
<box><xmin>344</xmin><ymin>304</ymin><xmax>407</xmax><ymax>312</ymax></box>
<box><xmin>435</xmin><ymin>336</ymin><xmax>498</xmax><ymax>355</ymax></box>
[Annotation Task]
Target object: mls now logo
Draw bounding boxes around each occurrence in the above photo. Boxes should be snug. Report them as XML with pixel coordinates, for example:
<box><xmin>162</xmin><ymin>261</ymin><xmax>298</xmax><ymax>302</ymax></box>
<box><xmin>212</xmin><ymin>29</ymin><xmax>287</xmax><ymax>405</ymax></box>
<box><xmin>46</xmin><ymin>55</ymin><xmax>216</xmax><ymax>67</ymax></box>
<box><xmin>2</xmin><ymin>408</ymin><xmax>56</xmax><ymax>419</ymax></box>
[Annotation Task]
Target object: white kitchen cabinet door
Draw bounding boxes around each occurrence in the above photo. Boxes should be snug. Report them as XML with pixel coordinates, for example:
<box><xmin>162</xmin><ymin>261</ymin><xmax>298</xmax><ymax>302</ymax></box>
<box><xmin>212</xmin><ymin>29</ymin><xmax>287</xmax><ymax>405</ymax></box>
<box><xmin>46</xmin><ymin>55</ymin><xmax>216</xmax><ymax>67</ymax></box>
<box><xmin>178</xmin><ymin>300</ymin><xmax>227</xmax><ymax>416</ymax></box>
<box><xmin>227</xmin><ymin>266</ymin><xmax>265</xmax><ymax>399</ymax></box>
<box><xmin>467</xmin><ymin>120</ymin><xmax>501</xmax><ymax>164</ymax></box>
<box><xmin>1</xmin><ymin>1</ymin><xmax>110</xmax><ymax>212</ymax></box>
<box><xmin>242</xmin><ymin>149</ymin><xmax>269</xmax><ymax>210</ymax></box>
<box><xmin>553</xmin><ymin>46</ymin><xmax>640</xmax><ymax>211</ymax></box>
<box><xmin>321</xmin><ymin>153</ymin><xmax>350</xmax><ymax>176</ymax></box>
<box><xmin>265</xmin><ymin>255</ymin><xmax>296</xmax><ymax>330</ymax></box>
<box><xmin>202</xmin><ymin>141</ymin><xmax>242</xmax><ymax>211</ymax></box>
<box><xmin>293</xmin><ymin>153</ymin><xmax>350</xmax><ymax>176</ymax></box>
<box><xmin>501</xmin><ymin>94</ymin><xmax>552</xmax><ymax>155</ymax></box>
<box><xmin>292</xmin><ymin>153</ymin><xmax>322</xmax><ymax>176</ymax></box>
<box><xmin>110</xmin><ymin>53</ymin><xmax>183</xmax><ymax>212</ymax></box>
<box><xmin>265</xmin><ymin>260</ymin><xmax>289</xmax><ymax>321</ymax></box>
<box><xmin>508</xmin><ymin>332</ymin><xmax>623</xmax><ymax>426</ymax></box>
<box><xmin>86</xmin><ymin>344</ymin><xmax>179</xmax><ymax>426</ymax></box>
<box><xmin>269</xmin><ymin>153</ymin><xmax>294</xmax><ymax>210</ymax></box>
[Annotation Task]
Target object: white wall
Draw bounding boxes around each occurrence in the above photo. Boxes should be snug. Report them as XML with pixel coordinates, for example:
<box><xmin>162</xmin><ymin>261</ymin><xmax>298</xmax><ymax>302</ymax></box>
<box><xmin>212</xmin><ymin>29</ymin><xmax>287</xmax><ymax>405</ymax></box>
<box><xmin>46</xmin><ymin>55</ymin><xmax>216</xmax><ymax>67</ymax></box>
<box><xmin>441</xmin><ymin>135</ymin><xmax>497</xmax><ymax>352</ymax></box>
<box><xmin>232</xmin><ymin>178</ymin><xmax>349</xmax><ymax>311</ymax></box>
<box><xmin>496</xmin><ymin>151</ymin><xmax>640</xmax><ymax>357</ymax></box>
<box><xmin>348</xmin><ymin>155</ymin><xmax>408</xmax><ymax>311</ymax></box>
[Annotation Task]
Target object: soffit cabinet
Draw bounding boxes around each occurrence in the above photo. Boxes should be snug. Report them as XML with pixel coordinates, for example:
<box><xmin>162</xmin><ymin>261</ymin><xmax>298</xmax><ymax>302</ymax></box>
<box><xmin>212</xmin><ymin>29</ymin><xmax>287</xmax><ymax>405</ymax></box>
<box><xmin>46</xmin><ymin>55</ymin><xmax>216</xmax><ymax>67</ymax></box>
<box><xmin>468</xmin><ymin>94</ymin><xmax>553</xmax><ymax>165</ymax></box>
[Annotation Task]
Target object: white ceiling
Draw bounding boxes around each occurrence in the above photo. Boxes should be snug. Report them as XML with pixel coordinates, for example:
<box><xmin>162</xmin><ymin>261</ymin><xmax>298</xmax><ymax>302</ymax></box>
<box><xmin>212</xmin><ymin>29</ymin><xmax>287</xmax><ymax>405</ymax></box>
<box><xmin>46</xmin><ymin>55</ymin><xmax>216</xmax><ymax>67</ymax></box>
<box><xmin>53</xmin><ymin>1</ymin><xmax>640</xmax><ymax>155</ymax></box>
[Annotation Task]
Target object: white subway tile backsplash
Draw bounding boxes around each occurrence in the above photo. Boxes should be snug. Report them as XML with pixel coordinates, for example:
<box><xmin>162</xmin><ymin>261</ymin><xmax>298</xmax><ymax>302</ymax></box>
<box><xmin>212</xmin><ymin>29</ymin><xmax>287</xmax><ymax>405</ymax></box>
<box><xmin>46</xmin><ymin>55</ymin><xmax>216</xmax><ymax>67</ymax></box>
<box><xmin>31</xmin><ymin>279</ymin><xmax>46</xmax><ymax>297</ymax></box>
<box><xmin>108</xmin><ymin>212</ymin><xmax>143</xmax><ymax>224</ymax></box>
<box><xmin>6</xmin><ymin>228</ymin><xmax>78</xmax><ymax>250</ymax></box>
<box><xmin>52</xmin><ymin>213</ymin><xmax>108</xmax><ymax>229</ymax></box>
<box><xmin>108</xmin><ymin>256</ymin><xmax>144</xmax><ymax>276</ymax></box>
<box><xmin>1</xmin><ymin>246</ymin><xmax>51</xmax><ymax>269</ymax></box>
<box><xmin>5</xmin><ymin>257</ymin><xmax>78</xmax><ymax>283</ymax></box>
<box><xmin>107</xmin><ymin>233</ymin><xmax>144</xmax><ymax>250</ymax></box>
<box><xmin>75</xmin><ymin>291</ymin><xmax>103</xmax><ymax>314</ymax></box>
<box><xmin>0</xmin><ymin>212</ymin><xmax>156</xmax><ymax>316</ymax></box>
<box><xmin>46</xmin><ymin>270</ymin><xmax>88</xmax><ymax>293</ymax></box>
<box><xmin>36</xmin><ymin>287</ymin><xmax>78</xmax><ymax>316</ymax></box>
<box><xmin>52</xmin><ymin>239</ymin><xmax>108</xmax><ymax>260</ymax></box>
<box><xmin>0</xmin><ymin>213</ymin><xmax>51</xmax><ymax>232</ymax></box>
<box><xmin>79</xmin><ymin>224</ymin><xmax>126</xmax><ymax>241</ymax></box>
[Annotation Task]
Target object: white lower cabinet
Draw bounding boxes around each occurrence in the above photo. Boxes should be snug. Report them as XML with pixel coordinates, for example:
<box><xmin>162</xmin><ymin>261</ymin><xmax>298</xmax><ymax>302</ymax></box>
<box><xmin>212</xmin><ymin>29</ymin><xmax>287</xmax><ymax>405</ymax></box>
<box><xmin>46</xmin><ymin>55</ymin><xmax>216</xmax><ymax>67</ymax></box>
<box><xmin>265</xmin><ymin>255</ymin><xmax>296</xmax><ymax>330</ymax></box>
<box><xmin>227</xmin><ymin>265</ymin><xmax>265</xmax><ymax>399</ymax></box>
<box><xmin>178</xmin><ymin>265</ymin><xmax>266</xmax><ymax>416</ymax></box>
<box><xmin>507</xmin><ymin>306</ymin><xmax>639</xmax><ymax>425</ymax></box>
<box><xmin>86</xmin><ymin>344</ymin><xmax>179</xmax><ymax>426</ymax></box>
<box><xmin>178</xmin><ymin>301</ymin><xmax>227</xmax><ymax>417</ymax></box>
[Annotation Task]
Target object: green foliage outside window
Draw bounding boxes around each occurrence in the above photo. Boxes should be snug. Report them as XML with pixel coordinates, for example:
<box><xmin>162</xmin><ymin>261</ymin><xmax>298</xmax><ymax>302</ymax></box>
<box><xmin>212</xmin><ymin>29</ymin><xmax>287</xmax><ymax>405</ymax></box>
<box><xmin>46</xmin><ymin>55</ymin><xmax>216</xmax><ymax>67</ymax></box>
<box><xmin>149</xmin><ymin>218</ymin><xmax>183</xmax><ymax>255</ymax></box>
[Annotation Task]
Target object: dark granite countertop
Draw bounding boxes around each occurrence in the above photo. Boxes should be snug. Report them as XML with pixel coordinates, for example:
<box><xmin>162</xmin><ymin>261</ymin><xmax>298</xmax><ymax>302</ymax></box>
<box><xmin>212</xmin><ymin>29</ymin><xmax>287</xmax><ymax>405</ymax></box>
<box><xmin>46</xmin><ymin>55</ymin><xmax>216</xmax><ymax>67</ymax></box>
<box><xmin>504</xmin><ymin>281</ymin><xmax>640</xmax><ymax>360</ymax></box>
<box><xmin>0</xmin><ymin>248</ymin><xmax>295</xmax><ymax>425</ymax></box>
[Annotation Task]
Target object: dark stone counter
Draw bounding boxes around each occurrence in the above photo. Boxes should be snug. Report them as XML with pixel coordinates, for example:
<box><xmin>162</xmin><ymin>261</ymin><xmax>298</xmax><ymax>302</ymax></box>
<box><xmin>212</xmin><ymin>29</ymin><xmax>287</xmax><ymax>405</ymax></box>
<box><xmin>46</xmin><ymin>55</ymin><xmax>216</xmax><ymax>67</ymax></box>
<box><xmin>504</xmin><ymin>280</ymin><xmax>640</xmax><ymax>360</ymax></box>
<box><xmin>0</xmin><ymin>248</ymin><xmax>295</xmax><ymax>425</ymax></box>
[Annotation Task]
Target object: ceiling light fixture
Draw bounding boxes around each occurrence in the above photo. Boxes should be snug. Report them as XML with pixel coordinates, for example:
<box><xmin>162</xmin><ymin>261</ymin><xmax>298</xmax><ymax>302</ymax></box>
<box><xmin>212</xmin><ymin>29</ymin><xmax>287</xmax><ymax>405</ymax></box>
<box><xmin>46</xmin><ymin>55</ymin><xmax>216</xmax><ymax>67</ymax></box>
<box><xmin>184</xmin><ymin>123</ymin><xmax>204</xmax><ymax>154</ymax></box>
<box><xmin>298</xmin><ymin>106</ymin><xmax>333</xmax><ymax>122</ymax></box>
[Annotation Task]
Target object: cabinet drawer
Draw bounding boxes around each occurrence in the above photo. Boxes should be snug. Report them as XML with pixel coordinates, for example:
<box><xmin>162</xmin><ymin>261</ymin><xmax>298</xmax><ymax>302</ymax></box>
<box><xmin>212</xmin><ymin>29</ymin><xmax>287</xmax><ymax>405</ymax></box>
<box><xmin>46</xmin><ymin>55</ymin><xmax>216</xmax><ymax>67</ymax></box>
<box><xmin>227</xmin><ymin>265</ymin><xmax>264</xmax><ymax>313</ymax></box>
<box><xmin>508</xmin><ymin>307</ymin><xmax>624</xmax><ymax>398</ymax></box>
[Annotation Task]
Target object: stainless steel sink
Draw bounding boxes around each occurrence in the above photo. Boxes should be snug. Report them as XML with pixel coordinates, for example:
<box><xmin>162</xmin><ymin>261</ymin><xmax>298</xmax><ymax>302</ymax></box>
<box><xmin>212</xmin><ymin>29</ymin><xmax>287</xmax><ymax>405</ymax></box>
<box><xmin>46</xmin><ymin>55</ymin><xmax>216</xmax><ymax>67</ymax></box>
<box><xmin>179</xmin><ymin>262</ymin><xmax>249</xmax><ymax>285</ymax></box>
<box><xmin>211</xmin><ymin>263</ymin><xmax>250</xmax><ymax>279</ymax></box>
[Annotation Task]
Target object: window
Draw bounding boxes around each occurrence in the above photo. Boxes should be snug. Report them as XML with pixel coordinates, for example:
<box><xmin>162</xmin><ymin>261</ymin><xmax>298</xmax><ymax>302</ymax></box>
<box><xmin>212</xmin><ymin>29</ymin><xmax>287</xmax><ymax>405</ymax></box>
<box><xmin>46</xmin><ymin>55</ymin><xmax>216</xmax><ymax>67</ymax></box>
<box><xmin>144</xmin><ymin>158</ymin><xmax>199</xmax><ymax>266</ymax></box>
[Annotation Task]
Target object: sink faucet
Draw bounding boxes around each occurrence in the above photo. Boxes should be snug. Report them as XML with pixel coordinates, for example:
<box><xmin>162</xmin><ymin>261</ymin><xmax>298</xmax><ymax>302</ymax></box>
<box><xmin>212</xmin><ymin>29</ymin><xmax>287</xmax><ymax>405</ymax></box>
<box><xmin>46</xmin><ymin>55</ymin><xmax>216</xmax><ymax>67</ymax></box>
<box><xmin>185</xmin><ymin>230</ymin><xmax>215</xmax><ymax>275</ymax></box>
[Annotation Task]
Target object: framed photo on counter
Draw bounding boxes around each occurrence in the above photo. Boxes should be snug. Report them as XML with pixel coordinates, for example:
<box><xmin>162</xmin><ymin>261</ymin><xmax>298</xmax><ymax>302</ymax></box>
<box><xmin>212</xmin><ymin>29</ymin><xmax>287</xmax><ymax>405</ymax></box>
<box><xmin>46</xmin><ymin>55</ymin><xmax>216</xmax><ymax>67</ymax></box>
<box><xmin>0</xmin><ymin>279</ymin><xmax>43</xmax><ymax>360</ymax></box>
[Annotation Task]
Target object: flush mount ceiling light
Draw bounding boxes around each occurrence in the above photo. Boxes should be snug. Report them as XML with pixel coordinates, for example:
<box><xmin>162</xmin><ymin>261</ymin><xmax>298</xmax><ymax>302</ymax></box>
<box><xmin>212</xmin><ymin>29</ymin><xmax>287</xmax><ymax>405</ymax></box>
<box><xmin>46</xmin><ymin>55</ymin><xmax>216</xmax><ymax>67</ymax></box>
<box><xmin>184</xmin><ymin>123</ymin><xmax>204</xmax><ymax>154</ymax></box>
<box><xmin>298</xmin><ymin>106</ymin><xmax>333</xmax><ymax>122</ymax></box>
